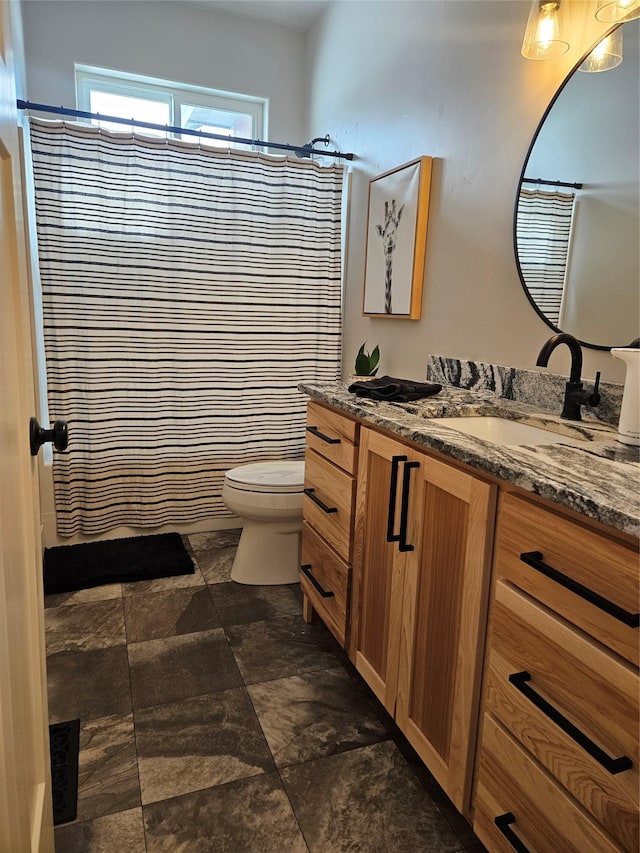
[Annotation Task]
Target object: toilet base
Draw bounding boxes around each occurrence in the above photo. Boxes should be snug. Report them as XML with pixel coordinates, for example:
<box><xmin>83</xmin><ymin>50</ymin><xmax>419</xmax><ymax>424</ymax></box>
<box><xmin>231</xmin><ymin>518</ymin><xmax>302</xmax><ymax>585</ymax></box>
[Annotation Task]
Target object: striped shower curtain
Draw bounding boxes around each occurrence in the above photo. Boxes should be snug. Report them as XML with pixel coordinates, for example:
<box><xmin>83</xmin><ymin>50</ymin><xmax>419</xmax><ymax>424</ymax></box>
<box><xmin>516</xmin><ymin>188</ymin><xmax>576</xmax><ymax>325</ymax></box>
<box><xmin>29</xmin><ymin>118</ymin><xmax>343</xmax><ymax>537</ymax></box>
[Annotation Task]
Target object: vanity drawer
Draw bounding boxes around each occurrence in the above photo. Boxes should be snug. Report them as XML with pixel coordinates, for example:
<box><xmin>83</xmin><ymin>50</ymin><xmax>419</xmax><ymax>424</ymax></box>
<box><xmin>485</xmin><ymin>580</ymin><xmax>638</xmax><ymax>851</ymax></box>
<box><xmin>474</xmin><ymin>715</ymin><xmax>620</xmax><ymax>853</ymax></box>
<box><xmin>301</xmin><ymin>521</ymin><xmax>349</xmax><ymax>646</ymax></box>
<box><xmin>306</xmin><ymin>401</ymin><xmax>359</xmax><ymax>474</ymax></box>
<box><xmin>303</xmin><ymin>449</ymin><xmax>355</xmax><ymax>562</ymax></box>
<box><xmin>495</xmin><ymin>493</ymin><xmax>639</xmax><ymax>665</ymax></box>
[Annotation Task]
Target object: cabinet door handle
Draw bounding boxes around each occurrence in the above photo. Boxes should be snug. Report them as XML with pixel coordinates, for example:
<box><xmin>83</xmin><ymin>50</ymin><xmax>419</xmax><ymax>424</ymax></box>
<box><xmin>303</xmin><ymin>487</ymin><xmax>338</xmax><ymax>514</ymax></box>
<box><xmin>398</xmin><ymin>461</ymin><xmax>420</xmax><ymax>553</ymax></box>
<box><xmin>306</xmin><ymin>425</ymin><xmax>341</xmax><ymax>445</ymax></box>
<box><xmin>520</xmin><ymin>551</ymin><xmax>639</xmax><ymax>628</ymax></box>
<box><xmin>300</xmin><ymin>564</ymin><xmax>335</xmax><ymax>598</ymax></box>
<box><xmin>494</xmin><ymin>813</ymin><xmax>530</xmax><ymax>853</ymax></box>
<box><xmin>509</xmin><ymin>671</ymin><xmax>633</xmax><ymax>775</ymax></box>
<box><xmin>386</xmin><ymin>455</ymin><xmax>407</xmax><ymax>543</ymax></box>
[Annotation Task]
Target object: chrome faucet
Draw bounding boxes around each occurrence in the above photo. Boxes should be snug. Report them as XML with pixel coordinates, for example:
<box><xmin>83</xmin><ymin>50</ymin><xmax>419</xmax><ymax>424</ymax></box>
<box><xmin>536</xmin><ymin>333</ymin><xmax>601</xmax><ymax>421</ymax></box>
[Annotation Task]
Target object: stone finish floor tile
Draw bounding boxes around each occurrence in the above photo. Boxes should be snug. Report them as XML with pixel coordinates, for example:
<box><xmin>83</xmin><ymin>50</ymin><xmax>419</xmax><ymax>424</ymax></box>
<box><xmin>188</xmin><ymin>529</ymin><xmax>241</xmax><ymax>553</ymax></box>
<box><xmin>390</xmin><ymin>726</ymin><xmax>482</xmax><ymax>849</ymax></box>
<box><xmin>209</xmin><ymin>580</ymin><xmax>301</xmax><ymax>627</ymax></box>
<box><xmin>225</xmin><ymin>613</ymin><xmax>337</xmax><ymax>685</ymax></box>
<box><xmin>407</xmin><ymin>756</ymin><xmax>480</xmax><ymax>848</ymax></box>
<box><xmin>135</xmin><ymin>688</ymin><xmax>274</xmax><ymax>804</ymax></box>
<box><xmin>45</xmin><ymin>528</ymin><xmax>483</xmax><ymax>853</ymax></box>
<box><xmin>44</xmin><ymin>583</ymin><xmax>122</xmax><ymax>609</ymax></box>
<box><xmin>54</xmin><ymin>807</ymin><xmax>146</xmax><ymax>853</ymax></box>
<box><xmin>188</xmin><ymin>529</ymin><xmax>241</xmax><ymax>584</ymax></box>
<box><xmin>123</xmin><ymin>586</ymin><xmax>220</xmax><ymax>643</ymax></box>
<box><xmin>143</xmin><ymin>773</ymin><xmax>308</xmax><ymax>853</ymax></box>
<box><xmin>247</xmin><ymin>666</ymin><xmax>389</xmax><ymax>768</ymax></box>
<box><xmin>281</xmin><ymin>740</ymin><xmax>463</xmax><ymax>853</ymax></box>
<box><xmin>47</xmin><ymin>645</ymin><xmax>132</xmax><ymax>724</ymax></box>
<box><xmin>121</xmin><ymin>565</ymin><xmax>206</xmax><ymax>597</ymax></box>
<box><xmin>127</xmin><ymin>628</ymin><xmax>242</xmax><ymax>710</ymax></box>
<box><xmin>45</xmin><ymin>599</ymin><xmax>126</xmax><ymax>655</ymax></box>
<box><xmin>76</xmin><ymin>713</ymin><xmax>141</xmax><ymax>822</ymax></box>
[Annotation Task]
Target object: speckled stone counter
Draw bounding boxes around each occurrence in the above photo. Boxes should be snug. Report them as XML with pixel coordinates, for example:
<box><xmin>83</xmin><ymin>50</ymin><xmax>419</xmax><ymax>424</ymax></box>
<box><xmin>299</xmin><ymin>358</ymin><xmax>639</xmax><ymax>538</ymax></box>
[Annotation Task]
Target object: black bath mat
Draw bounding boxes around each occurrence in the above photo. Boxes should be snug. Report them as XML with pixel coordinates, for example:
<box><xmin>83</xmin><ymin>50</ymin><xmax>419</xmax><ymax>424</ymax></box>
<box><xmin>43</xmin><ymin>532</ymin><xmax>195</xmax><ymax>595</ymax></box>
<box><xmin>49</xmin><ymin>719</ymin><xmax>80</xmax><ymax>826</ymax></box>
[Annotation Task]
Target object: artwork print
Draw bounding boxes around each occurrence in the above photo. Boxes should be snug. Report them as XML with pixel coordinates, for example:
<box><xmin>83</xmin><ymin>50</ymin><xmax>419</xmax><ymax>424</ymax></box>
<box><xmin>363</xmin><ymin>157</ymin><xmax>432</xmax><ymax>319</ymax></box>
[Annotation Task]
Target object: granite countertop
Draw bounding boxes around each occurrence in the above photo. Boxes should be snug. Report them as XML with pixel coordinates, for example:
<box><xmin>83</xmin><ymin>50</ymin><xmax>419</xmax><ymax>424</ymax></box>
<box><xmin>299</xmin><ymin>380</ymin><xmax>640</xmax><ymax>538</ymax></box>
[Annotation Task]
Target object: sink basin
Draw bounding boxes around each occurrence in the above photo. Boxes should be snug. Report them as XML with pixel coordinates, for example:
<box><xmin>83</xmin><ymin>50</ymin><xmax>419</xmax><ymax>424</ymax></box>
<box><xmin>432</xmin><ymin>416</ymin><xmax>586</xmax><ymax>447</ymax></box>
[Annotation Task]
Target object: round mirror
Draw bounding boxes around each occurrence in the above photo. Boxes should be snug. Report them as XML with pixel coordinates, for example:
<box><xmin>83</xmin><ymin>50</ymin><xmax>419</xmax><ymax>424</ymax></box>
<box><xmin>514</xmin><ymin>20</ymin><xmax>639</xmax><ymax>350</ymax></box>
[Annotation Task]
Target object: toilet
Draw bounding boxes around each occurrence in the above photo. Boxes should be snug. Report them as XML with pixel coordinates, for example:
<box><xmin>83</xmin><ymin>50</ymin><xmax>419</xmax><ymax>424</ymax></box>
<box><xmin>221</xmin><ymin>460</ymin><xmax>305</xmax><ymax>585</ymax></box>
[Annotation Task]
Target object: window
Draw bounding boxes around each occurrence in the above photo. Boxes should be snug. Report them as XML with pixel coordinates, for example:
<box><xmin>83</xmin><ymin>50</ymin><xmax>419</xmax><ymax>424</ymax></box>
<box><xmin>75</xmin><ymin>65</ymin><xmax>267</xmax><ymax>148</ymax></box>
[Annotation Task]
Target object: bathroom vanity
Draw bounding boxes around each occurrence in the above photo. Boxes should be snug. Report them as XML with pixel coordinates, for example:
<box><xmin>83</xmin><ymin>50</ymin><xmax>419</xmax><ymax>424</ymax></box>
<box><xmin>299</xmin><ymin>358</ymin><xmax>639</xmax><ymax>853</ymax></box>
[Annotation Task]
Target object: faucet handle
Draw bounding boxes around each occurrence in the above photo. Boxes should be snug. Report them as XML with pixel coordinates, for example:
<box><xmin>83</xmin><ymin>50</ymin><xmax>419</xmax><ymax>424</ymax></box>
<box><xmin>587</xmin><ymin>371</ymin><xmax>601</xmax><ymax>407</ymax></box>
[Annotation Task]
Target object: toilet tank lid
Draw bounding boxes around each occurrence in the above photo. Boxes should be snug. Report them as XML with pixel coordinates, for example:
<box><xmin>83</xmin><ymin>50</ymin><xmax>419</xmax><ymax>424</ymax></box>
<box><xmin>225</xmin><ymin>460</ymin><xmax>305</xmax><ymax>490</ymax></box>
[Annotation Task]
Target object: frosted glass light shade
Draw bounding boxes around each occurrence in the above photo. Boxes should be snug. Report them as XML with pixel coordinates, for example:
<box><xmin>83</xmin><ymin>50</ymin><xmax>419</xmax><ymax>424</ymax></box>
<box><xmin>595</xmin><ymin>0</ymin><xmax>640</xmax><ymax>22</ymax></box>
<box><xmin>522</xmin><ymin>0</ymin><xmax>570</xmax><ymax>60</ymax></box>
<box><xmin>579</xmin><ymin>28</ymin><xmax>623</xmax><ymax>71</ymax></box>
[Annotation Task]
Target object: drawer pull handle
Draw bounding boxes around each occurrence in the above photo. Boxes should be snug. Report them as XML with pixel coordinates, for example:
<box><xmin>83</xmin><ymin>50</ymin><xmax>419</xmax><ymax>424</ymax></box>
<box><xmin>399</xmin><ymin>461</ymin><xmax>420</xmax><ymax>552</ymax></box>
<box><xmin>386</xmin><ymin>455</ymin><xmax>407</xmax><ymax>543</ymax></box>
<box><xmin>509</xmin><ymin>671</ymin><xmax>633</xmax><ymax>775</ymax></box>
<box><xmin>300</xmin><ymin>564</ymin><xmax>335</xmax><ymax>598</ymax></box>
<box><xmin>520</xmin><ymin>551</ymin><xmax>639</xmax><ymax>628</ymax></box>
<box><xmin>303</xmin><ymin>487</ymin><xmax>338</xmax><ymax>514</ymax></box>
<box><xmin>494</xmin><ymin>813</ymin><xmax>530</xmax><ymax>853</ymax></box>
<box><xmin>306</xmin><ymin>425</ymin><xmax>341</xmax><ymax>445</ymax></box>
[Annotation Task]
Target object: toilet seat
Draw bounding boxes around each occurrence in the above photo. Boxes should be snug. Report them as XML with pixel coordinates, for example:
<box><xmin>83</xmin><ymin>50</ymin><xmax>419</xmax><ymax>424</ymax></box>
<box><xmin>224</xmin><ymin>460</ymin><xmax>305</xmax><ymax>494</ymax></box>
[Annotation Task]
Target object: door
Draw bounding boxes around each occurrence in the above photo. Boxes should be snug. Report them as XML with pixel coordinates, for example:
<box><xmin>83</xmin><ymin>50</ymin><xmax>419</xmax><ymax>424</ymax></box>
<box><xmin>395</xmin><ymin>454</ymin><xmax>496</xmax><ymax>814</ymax></box>
<box><xmin>0</xmin><ymin>2</ymin><xmax>54</xmax><ymax>850</ymax></box>
<box><xmin>350</xmin><ymin>428</ymin><xmax>414</xmax><ymax>713</ymax></box>
<box><xmin>352</xmin><ymin>426</ymin><xmax>497</xmax><ymax>816</ymax></box>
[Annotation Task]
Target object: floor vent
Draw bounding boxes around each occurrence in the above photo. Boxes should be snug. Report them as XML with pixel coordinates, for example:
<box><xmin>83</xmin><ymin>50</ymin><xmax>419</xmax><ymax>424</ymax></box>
<box><xmin>49</xmin><ymin>719</ymin><xmax>80</xmax><ymax>825</ymax></box>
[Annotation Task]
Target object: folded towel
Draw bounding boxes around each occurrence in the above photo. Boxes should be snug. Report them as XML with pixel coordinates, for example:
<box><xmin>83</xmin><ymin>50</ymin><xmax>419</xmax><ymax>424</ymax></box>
<box><xmin>348</xmin><ymin>375</ymin><xmax>442</xmax><ymax>403</ymax></box>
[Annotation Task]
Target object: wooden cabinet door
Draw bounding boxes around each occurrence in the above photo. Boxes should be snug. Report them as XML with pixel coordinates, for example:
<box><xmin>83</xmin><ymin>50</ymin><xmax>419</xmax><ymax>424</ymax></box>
<box><xmin>395</xmin><ymin>454</ymin><xmax>496</xmax><ymax>815</ymax></box>
<box><xmin>350</xmin><ymin>429</ymin><xmax>413</xmax><ymax>714</ymax></box>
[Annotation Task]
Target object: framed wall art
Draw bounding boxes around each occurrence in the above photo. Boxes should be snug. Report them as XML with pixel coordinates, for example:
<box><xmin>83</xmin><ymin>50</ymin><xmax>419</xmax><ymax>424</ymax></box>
<box><xmin>362</xmin><ymin>156</ymin><xmax>432</xmax><ymax>319</ymax></box>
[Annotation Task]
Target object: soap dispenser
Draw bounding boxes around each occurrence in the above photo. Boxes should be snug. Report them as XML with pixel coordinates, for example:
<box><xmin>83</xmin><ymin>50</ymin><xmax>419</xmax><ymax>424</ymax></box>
<box><xmin>611</xmin><ymin>338</ymin><xmax>640</xmax><ymax>446</ymax></box>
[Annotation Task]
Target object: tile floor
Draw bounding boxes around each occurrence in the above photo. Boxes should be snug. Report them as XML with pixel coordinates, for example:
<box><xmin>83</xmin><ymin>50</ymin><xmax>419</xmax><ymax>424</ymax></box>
<box><xmin>45</xmin><ymin>530</ymin><xmax>485</xmax><ymax>852</ymax></box>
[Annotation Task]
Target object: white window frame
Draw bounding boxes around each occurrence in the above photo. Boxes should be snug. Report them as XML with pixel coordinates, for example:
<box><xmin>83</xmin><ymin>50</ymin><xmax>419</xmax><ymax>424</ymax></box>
<box><xmin>75</xmin><ymin>65</ymin><xmax>268</xmax><ymax>144</ymax></box>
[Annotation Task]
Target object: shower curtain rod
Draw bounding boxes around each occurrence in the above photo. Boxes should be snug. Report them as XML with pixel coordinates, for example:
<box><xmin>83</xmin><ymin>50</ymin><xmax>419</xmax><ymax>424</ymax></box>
<box><xmin>522</xmin><ymin>176</ymin><xmax>583</xmax><ymax>190</ymax></box>
<box><xmin>16</xmin><ymin>99</ymin><xmax>355</xmax><ymax>161</ymax></box>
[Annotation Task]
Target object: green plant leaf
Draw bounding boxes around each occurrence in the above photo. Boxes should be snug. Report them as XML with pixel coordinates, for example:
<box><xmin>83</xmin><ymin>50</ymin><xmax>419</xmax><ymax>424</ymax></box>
<box><xmin>355</xmin><ymin>351</ymin><xmax>370</xmax><ymax>375</ymax></box>
<box><xmin>354</xmin><ymin>341</ymin><xmax>380</xmax><ymax>375</ymax></box>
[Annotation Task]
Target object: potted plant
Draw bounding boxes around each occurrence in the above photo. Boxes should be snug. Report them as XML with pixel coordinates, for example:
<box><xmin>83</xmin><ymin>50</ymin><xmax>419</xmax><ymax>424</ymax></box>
<box><xmin>351</xmin><ymin>342</ymin><xmax>380</xmax><ymax>382</ymax></box>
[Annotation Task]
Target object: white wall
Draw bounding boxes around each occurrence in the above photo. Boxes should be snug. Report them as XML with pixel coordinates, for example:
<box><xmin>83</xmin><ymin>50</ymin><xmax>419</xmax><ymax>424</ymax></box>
<box><xmin>306</xmin><ymin>0</ymin><xmax>625</xmax><ymax>382</ymax></box>
<box><xmin>20</xmin><ymin>0</ymin><xmax>307</xmax><ymax>144</ymax></box>
<box><xmin>19</xmin><ymin>0</ymin><xmax>626</xmax><ymax>543</ymax></box>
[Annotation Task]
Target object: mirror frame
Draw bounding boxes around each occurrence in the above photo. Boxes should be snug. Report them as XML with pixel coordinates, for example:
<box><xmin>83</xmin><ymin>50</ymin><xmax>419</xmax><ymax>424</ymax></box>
<box><xmin>513</xmin><ymin>23</ymin><xmax>629</xmax><ymax>352</ymax></box>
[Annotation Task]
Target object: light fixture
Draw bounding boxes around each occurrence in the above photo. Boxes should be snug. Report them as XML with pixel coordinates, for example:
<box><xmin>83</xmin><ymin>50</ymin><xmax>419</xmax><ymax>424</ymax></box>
<box><xmin>595</xmin><ymin>0</ymin><xmax>640</xmax><ymax>22</ymax></box>
<box><xmin>579</xmin><ymin>27</ymin><xmax>623</xmax><ymax>71</ymax></box>
<box><xmin>522</xmin><ymin>0</ymin><xmax>570</xmax><ymax>60</ymax></box>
